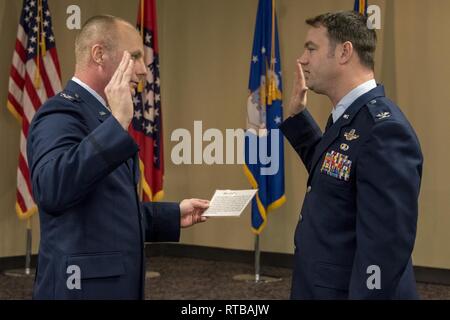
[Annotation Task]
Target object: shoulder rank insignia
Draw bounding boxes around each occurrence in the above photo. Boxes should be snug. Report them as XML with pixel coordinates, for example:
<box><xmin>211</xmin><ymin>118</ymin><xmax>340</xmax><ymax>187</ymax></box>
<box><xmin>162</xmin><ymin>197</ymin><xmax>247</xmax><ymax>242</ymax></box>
<box><xmin>376</xmin><ymin>111</ymin><xmax>391</xmax><ymax>120</ymax></box>
<box><xmin>321</xmin><ymin>150</ymin><xmax>352</xmax><ymax>181</ymax></box>
<box><xmin>59</xmin><ymin>92</ymin><xmax>78</xmax><ymax>102</ymax></box>
<box><xmin>344</xmin><ymin>129</ymin><xmax>359</xmax><ymax>141</ymax></box>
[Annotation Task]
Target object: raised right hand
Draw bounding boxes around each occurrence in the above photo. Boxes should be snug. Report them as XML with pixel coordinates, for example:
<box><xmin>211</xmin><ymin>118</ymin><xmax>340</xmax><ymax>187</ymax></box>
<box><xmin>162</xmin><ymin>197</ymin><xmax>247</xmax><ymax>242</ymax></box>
<box><xmin>105</xmin><ymin>51</ymin><xmax>135</xmax><ymax>130</ymax></box>
<box><xmin>288</xmin><ymin>59</ymin><xmax>308</xmax><ymax>117</ymax></box>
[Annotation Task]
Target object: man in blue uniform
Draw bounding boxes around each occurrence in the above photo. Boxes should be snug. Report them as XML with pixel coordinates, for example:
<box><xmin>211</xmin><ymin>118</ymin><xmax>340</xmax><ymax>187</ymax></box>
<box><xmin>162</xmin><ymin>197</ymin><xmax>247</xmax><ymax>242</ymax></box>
<box><xmin>280</xmin><ymin>11</ymin><xmax>423</xmax><ymax>299</ymax></box>
<box><xmin>28</xmin><ymin>15</ymin><xmax>209</xmax><ymax>299</ymax></box>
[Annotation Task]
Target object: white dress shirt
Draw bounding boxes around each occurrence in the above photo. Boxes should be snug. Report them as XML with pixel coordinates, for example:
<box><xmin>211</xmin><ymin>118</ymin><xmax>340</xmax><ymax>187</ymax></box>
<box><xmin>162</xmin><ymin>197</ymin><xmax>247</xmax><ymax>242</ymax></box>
<box><xmin>332</xmin><ymin>79</ymin><xmax>377</xmax><ymax>123</ymax></box>
<box><xmin>72</xmin><ymin>77</ymin><xmax>111</xmax><ymax>112</ymax></box>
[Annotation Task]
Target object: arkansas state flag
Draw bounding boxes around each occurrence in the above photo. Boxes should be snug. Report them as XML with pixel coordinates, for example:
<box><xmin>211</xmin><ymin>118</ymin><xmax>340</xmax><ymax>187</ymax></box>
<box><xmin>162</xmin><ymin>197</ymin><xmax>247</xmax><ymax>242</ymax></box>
<box><xmin>130</xmin><ymin>0</ymin><xmax>164</xmax><ymax>201</ymax></box>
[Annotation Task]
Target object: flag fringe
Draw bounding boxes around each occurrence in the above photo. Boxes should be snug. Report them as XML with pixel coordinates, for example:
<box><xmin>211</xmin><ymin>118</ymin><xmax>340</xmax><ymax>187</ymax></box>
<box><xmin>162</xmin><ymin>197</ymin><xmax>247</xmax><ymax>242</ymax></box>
<box><xmin>7</xmin><ymin>101</ymin><xmax>23</xmax><ymax>123</ymax></box>
<box><xmin>139</xmin><ymin>158</ymin><xmax>164</xmax><ymax>202</ymax></box>
<box><xmin>243</xmin><ymin>164</ymin><xmax>286</xmax><ymax>234</ymax></box>
<box><xmin>16</xmin><ymin>202</ymin><xmax>37</xmax><ymax>220</ymax></box>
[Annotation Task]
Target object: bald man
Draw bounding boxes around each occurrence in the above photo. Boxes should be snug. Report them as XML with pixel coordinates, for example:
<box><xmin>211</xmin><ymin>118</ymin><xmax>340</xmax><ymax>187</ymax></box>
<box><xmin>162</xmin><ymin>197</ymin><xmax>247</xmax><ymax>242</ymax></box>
<box><xmin>27</xmin><ymin>15</ymin><xmax>209</xmax><ymax>300</ymax></box>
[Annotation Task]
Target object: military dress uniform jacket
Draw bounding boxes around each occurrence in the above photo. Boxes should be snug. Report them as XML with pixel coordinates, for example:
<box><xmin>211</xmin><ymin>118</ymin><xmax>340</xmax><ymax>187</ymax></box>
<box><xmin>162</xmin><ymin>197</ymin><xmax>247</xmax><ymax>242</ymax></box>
<box><xmin>27</xmin><ymin>80</ymin><xmax>180</xmax><ymax>299</ymax></box>
<box><xmin>280</xmin><ymin>85</ymin><xmax>423</xmax><ymax>299</ymax></box>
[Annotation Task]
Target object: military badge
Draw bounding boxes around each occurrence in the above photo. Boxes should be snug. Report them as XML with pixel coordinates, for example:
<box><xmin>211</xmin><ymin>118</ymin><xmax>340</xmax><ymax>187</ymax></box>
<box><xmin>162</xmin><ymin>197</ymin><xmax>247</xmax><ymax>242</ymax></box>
<box><xmin>344</xmin><ymin>129</ymin><xmax>359</xmax><ymax>141</ymax></box>
<box><xmin>59</xmin><ymin>92</ymin><xmax>75</xmax><ymax>101</ymax></box>
<box><xmin>340</xmin><ymin>143</ymin><xmax>349</xmax><ymax>151</ymax></box>
<box><xmin>376</xmin><ymin>111</ymin><xmax>391</xmax><ymax>120</ymax></box>
<box><xmin>59</xmin><ymin>92</ymin><xmax>80</xmax><ymax>102</ymax></box>
<box><xmin>320</xmin><ymin>151</ymin><xmax>352</xmax><ymax>181</ymax></box>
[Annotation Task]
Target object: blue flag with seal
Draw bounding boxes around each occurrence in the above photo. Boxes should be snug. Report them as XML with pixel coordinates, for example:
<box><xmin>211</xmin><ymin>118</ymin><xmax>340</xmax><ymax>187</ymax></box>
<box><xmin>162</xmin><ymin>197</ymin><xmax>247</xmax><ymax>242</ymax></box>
<box><xmin>244</xmin><ymin>0</ymin><xmax>285</xmax><ymax>234</ymax></box>
<box><xmin>354</xmin><ymin>0</ymin><xmax>368</xmax><ymax>15</ymax></box>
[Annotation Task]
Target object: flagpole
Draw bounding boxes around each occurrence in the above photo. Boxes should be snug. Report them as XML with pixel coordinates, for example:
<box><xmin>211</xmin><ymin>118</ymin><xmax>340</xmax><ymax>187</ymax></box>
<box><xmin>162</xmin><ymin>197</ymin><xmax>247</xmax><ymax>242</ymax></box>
<box><xmin>25</xmin><ymin>217</ymin><xmax>32</xmax><ymax>275</ymax></box>
<box><xmin>233</xmin><ymin>232</ymin><xmax>281</xmax><ymax>283</ymax></box>
<box><xmin>137</xmin><ymin>0</ymin><xmax>145</xmax><ymax>93</ymax></box>
<box><xmin>3</xmin><ymin>215</ymin><xmax>35</xmax><ymax>278</ymax></box>
<box><xmin>254</xmin><ymin>234</ymin><xmax>260</xmax><ymax>281</ymax></box>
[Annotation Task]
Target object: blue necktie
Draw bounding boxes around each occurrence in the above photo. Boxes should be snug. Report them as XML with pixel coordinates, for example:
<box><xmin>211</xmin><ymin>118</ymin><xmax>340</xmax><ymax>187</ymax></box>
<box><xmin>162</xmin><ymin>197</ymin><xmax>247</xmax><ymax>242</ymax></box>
<box><xmin>325</xmin><ymin>113</ymin><xmax>333</xmax><ymax>133</ymax></box>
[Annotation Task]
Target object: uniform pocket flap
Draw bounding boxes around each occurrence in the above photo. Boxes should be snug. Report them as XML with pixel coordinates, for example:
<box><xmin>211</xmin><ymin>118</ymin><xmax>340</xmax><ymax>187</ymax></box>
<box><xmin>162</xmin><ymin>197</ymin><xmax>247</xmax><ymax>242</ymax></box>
<box><xmin>67</xmin><ymin>252</ymin><xmax>125</xmax><ymax>279</ymax></box>
<box><xmin>314</xmin><ymin>261</ymin><xmax>351</xmax><ymax>291</ymax></box>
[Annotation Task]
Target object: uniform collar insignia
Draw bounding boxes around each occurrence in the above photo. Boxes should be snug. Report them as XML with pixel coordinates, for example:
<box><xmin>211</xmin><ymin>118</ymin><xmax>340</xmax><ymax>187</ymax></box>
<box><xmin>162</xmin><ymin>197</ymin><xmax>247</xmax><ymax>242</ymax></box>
<box><xmin>59</xmin><ymin>92</ymin><xmax>80</xmax><ymax>102</ymax></box>
<box><xmin>376</xmin><ymin>111</ymin><xmax>391</xmax><ymax>120</ymax></box>
<box><xmin>60</xmin><ymin>92</ymin><xmax>74</xmax><ymax>101</ymax></box>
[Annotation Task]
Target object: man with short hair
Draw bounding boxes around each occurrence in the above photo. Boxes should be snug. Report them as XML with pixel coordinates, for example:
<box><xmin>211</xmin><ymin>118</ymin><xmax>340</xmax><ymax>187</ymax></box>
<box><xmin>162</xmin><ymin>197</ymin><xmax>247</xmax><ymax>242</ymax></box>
<box><xmin>28</xmin><ymin>15</ymin><xmax>209</xmax><ymax>299</ymax></box>
<box><xmin>280</xmin><ymin>11</ymin><xmax>423</xmax><ymax>299</ymax></box>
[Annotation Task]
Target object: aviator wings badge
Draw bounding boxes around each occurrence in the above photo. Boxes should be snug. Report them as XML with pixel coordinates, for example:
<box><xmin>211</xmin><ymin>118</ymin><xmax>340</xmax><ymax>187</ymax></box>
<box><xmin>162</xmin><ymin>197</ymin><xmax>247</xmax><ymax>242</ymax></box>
<box><xmin>344</xmin><ymin>129</ymin><xmax>359</xmax><ymax>141</ymax></box>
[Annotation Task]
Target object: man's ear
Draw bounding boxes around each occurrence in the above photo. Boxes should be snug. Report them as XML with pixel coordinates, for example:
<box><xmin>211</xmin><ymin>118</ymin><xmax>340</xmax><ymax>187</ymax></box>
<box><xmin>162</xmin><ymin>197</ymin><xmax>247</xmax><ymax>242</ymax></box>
<box><xmin>91</xmin><ymin>44</ymin><xmax>104</xmax><ymax>65</ymax></box>
<box><xmin>340</xmin><ymin>41</ymin><xmax>354</xmax><ymax>65</ymax></box>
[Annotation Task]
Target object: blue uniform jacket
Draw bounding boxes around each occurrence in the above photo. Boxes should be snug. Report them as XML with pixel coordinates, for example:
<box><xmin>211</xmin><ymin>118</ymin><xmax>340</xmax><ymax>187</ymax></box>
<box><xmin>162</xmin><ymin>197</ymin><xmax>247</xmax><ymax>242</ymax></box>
<box><xmin>280</xmin><ymin>85</ymin><xmax>423</xmax><ymax>299</ymax></box>
<box><xmin>27</xmin><ymin>80</ymin><xmax>180</xmax><ymax>299</ymax></box>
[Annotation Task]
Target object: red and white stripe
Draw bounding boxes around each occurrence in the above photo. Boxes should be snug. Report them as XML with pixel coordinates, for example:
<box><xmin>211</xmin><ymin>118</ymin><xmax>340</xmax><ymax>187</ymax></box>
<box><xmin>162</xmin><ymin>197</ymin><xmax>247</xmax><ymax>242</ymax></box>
<box><xmin>7</xmin><ymin>23</ymin><xmax>62</xmax><ymax>220</ymax></box>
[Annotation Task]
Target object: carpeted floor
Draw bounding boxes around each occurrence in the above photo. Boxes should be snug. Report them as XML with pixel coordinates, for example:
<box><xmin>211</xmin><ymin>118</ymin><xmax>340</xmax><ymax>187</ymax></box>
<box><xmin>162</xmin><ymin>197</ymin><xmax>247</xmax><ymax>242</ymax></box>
<box><xmin>0</xmin><ymin>256</ymin><xmax>449</xmax><ymax>299</ymax></box>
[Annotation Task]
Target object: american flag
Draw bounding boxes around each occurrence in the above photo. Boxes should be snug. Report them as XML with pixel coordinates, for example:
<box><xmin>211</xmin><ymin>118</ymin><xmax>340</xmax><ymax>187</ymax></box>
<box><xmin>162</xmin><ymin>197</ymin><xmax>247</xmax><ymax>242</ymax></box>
<box><xmin>129</xmin><ymin>0</ymin><xmax>164</xmax><ymax>202</ymax></box>
<box><xmin>7</xmin><ymin>0</ymin><xmax>62</xmax><ymax>219</ymax></box>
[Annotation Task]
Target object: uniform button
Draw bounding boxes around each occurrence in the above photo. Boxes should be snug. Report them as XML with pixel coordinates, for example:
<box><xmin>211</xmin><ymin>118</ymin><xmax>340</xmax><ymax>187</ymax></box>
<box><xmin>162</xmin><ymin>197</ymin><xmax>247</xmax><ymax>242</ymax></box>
<box><xmin>306</xmin><ymin>186</ymin><xmax>312</xmax><ymax>193</ymax></box>
<box><xmin>299</xmin><ymin>214</ymin><xmax>303</xmax><ymax>222</ymax></box>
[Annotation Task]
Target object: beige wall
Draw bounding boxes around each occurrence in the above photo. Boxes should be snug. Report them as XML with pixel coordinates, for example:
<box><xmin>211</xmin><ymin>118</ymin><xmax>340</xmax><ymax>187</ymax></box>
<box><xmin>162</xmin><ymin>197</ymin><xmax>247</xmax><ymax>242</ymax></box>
<box><xmin>0</xmin><ymin>0</ymin><xmax>449</xmax><ymax>270</ymax></box>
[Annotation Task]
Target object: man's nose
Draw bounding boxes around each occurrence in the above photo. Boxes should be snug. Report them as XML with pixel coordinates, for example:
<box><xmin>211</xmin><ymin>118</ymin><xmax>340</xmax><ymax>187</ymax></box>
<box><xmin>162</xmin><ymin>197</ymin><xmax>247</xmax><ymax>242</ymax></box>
<box><xmin>298</xmin><ymin>51</ymin><xmax>308</xmax><ymax>66</ymax></box>
<box><xmin>136</xmin><ymin>58</ymin><xmax>148</xmax><ymax>77</ymax></box>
